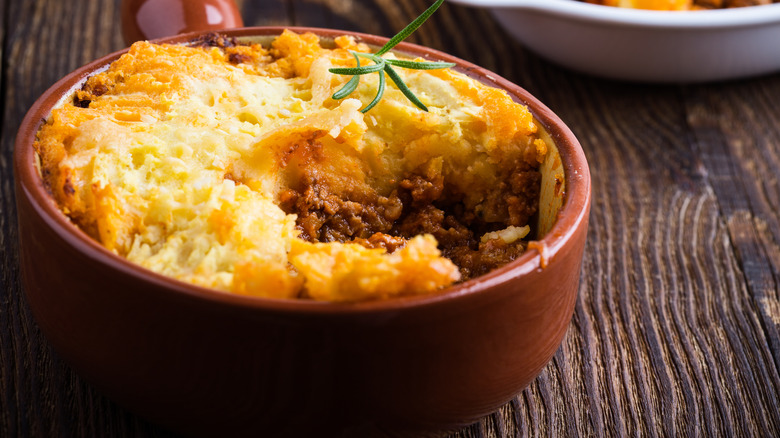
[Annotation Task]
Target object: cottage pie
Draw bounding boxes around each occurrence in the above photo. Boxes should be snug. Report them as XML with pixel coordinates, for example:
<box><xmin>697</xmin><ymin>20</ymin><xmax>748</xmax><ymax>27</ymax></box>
<box><xmin>35</xmin><ymin>31</ymin><xmax>549</xmax><ymax>302</ymax></box>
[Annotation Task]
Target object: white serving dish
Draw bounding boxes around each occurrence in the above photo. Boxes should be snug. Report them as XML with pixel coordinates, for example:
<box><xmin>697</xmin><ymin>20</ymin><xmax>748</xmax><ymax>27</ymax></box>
<box><xmin>448</xmin><ymin>0</ymin><xmax>780</xmax><ymax>82</ymax></box>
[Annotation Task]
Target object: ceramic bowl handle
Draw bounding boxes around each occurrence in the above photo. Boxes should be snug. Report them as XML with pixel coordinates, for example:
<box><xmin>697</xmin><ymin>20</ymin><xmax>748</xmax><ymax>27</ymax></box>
<box><xmin>121</xmin><ymin>0</ymin><xmax>244</xmax><ymax>45</ymax></box>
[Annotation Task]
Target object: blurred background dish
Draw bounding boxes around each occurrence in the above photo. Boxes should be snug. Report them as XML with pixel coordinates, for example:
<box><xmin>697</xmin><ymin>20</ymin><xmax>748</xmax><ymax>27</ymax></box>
<box><xmin>448</xmin><ymin>0</ymin><xmax>780</xmax><ymax>82</ymax></box>
<box><xmin>121</xmin><ymin>0</ymin><xmax>244</xmax><ymax>44</ymax></box>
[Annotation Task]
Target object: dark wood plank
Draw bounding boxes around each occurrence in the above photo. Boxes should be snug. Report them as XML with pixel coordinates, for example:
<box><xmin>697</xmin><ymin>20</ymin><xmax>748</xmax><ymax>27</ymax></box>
<box><xmin>237</xmin><ymin>0</ymin><xmax>291</xmax><ymax>27</ymax></box>
<box><xmin>503</xmin><ymin>62</ymin><xmax>780</xmax><ymax>436</ymax></box>
<box><xmin>0</xmin><ymin>0</ymin><xmax>172</xmax><ymax>437</ymax></box>
<box><xmin>686</xmin><ymin>82</ymin><xmax>780</xmax><ymax>376</ymax></box>
<box><xmin>0</xmin><ymin>0</ymin><xmax>11</xmax><ymax>432</ymax></box>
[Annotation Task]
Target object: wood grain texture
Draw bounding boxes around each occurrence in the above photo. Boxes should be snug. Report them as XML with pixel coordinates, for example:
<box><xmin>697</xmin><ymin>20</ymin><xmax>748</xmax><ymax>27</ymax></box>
<box><xmin>1</xmin><ymin>0</ymin><xmax>779</xmax><ymax>437</ymax></box>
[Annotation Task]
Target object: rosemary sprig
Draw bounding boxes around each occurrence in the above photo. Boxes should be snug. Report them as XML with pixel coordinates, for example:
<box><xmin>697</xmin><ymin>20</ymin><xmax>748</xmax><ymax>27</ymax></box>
<box><xmin>329</xmin><ymin>0</ymin><xmax>455</xmax><ymax>113</ymax></box>
<box><xmin>331</xmin><ymin>53</ymin><xmax>362</xmax><ymax>100</ymax></box>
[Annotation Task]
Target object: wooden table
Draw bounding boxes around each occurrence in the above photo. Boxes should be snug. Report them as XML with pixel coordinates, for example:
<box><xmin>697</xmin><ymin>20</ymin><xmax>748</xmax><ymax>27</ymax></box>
<box><xmin>2</xmin><ymin>0</ymin><xmax>779</xmax><ymax>436</ymax></box>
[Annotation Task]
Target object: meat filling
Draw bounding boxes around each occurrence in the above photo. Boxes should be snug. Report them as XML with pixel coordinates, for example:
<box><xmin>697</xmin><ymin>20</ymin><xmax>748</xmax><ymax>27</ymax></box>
<box><xmin>279</xmin><ymin>165</ymin><xmax>541</xmax><ymax>281</ymax></box>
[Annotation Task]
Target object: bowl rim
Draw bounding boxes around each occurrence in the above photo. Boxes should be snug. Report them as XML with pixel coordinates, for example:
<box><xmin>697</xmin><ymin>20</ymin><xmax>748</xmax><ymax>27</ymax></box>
<box><xmin>14</xmin><ymin>26</ymin><xmax>590</xmax><ymax>315</ymax></box>
<box><xmin>448</xmin><ymin>0</ymin><xmax>780</xmax><ymax>28</ymax></box>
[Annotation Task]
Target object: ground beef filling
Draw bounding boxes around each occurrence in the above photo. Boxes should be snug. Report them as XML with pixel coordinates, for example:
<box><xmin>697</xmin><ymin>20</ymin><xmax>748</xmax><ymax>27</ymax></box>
<box><xmin>279</xmin><ymin>166</ymin><xmax>542</xmax><ymax>281</ymax></box>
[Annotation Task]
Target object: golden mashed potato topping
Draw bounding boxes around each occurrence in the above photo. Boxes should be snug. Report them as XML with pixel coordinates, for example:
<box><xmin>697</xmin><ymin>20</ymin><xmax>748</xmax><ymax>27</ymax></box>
<box><xmin>35</xmin><ymin>31</ymin><xmax>548</xmax><ymax>302</ymax></box>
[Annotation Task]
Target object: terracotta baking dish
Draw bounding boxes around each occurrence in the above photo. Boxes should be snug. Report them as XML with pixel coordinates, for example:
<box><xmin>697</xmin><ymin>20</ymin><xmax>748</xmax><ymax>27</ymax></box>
<box><xmin>13</xmin><ymin>26</ymin><xmax>590</xmax><ymax>436</ymax></box>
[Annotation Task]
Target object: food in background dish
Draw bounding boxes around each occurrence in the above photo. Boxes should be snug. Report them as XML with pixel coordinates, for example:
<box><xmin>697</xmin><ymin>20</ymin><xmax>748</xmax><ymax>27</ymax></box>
<box><xmin>34</xmin><ymin>31</ymin><xmax>549</xmax><ymax>302</ymax></box>
<box><xmin>584</xmin><ymin>0</ymin><xmax>775</xmax><ymax>9</ymax></box>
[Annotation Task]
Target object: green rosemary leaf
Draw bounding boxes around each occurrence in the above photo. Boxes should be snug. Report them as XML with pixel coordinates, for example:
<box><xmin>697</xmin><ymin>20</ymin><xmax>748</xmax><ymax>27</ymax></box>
<box><xmin>329</xmin><ymin>52</ymin><xmax>386</xmax><ymax>75</ymax></box>
<box><xmin>328</xmin><ymin>64</ymin><xmax>383</xmax><ymax>75</ymax></box>
<box><xmin>376</xmin><ymin>0</ymin><xmax>445</xmax><ymax>56</ymax></box>
<box><xmin>332</xmin><ymin>76</ymin><xmax>360</xmax><ymax>99</ymax></box>
<box><xmin>384</xmin><ymin>65</ymin><xmax>428</xmax><ymax>112</ymax></box>
<box><xmin>361</xmin><ymin>70</ymin><xmax>386</xmax><ymax>113</ymax></box>
<box><xmin>385</xmin><ymin>59</ymin><xmax>456</xmax><ymax>70</ymax></box>
<box><xmin>353</xmin><ymin>52</ymin><xmax>385</xmax><ymax>62</ymax></box>
<box><xmin>332</xmin><ymin>53</ymin><xmax>362</xmax><ymax>100</ymax></box>
<box><xmin>327</xmin><ymin>0</ymin><xmax>450</xmax><ymax>112</ymax></box>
